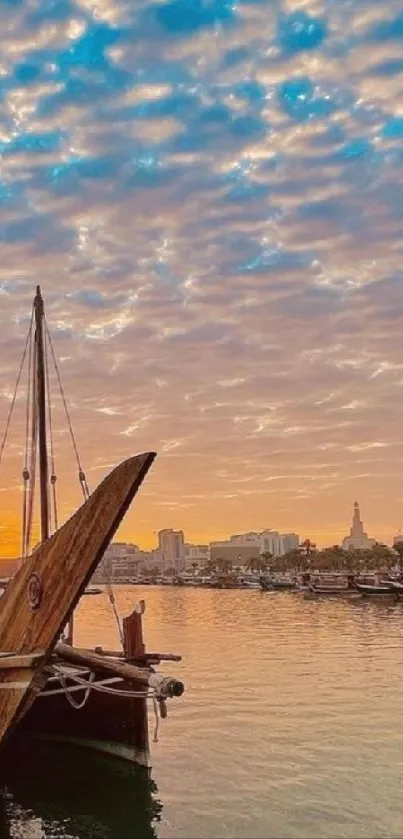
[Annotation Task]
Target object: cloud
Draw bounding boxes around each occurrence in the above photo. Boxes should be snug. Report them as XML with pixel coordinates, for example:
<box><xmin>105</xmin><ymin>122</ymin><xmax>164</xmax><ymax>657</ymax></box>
<box><xmin>0</xmin><ymin>0</ymin><xmax>403</xmax><ymax>553</ymax></box>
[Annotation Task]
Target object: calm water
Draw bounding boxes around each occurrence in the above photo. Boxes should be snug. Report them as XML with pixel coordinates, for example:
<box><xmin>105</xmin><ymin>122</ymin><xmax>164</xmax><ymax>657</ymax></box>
<box><xmin>3</xmin><ymin>586</ymin><xmax>403</xmax><ymax>838</ymax></box>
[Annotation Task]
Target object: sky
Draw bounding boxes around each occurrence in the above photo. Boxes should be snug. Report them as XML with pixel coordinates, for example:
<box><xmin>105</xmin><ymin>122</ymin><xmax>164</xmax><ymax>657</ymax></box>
<box><xmin>0</xmin><ymin>0</ymin><xmax>403</xmax><ymax>556</ymax></box>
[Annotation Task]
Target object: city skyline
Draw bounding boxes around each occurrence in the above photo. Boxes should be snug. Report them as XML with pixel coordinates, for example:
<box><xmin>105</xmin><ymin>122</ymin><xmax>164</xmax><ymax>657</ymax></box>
<box><xmin>1</xmin><ymin>4</ymin><xmax>403</xmax><ymax>555</ymax></box>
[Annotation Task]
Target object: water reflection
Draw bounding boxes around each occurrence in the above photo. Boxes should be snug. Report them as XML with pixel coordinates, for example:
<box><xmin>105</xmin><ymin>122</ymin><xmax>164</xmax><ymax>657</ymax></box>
<box><xmin>0</xmin><ymin>741</ymin><xmax>162</xmax><ymax>839</ymax></box>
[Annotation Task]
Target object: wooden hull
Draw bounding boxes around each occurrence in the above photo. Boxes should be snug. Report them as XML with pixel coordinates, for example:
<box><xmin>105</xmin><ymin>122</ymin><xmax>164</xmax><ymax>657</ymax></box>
<box><xmin>355</xmin><ymin>583</ymin><xmax>395</xmax><ymax>596</ymax></box>
<box><xmin>260</xmin><ymin>579</ymin><xmax>296</xmax><ymax>591</ymax></box>
<box><xmin>17</xmin><ymin>669</ymin><xmax>150</xmax><ymax>766</ymax></box>
<box><xmin>0</xmin><ymin>452</ymin><xmax>155</xmax><ymax>751</ymax></box>
<box><xmin>308</xmin><ymin>585</ymin><xmax>354</xmax><ymax>596</ymax></box>
<box><xmin>385</xmin><ymin>581</ymin><xmax>403</xmax><ymax>596</ymax></box>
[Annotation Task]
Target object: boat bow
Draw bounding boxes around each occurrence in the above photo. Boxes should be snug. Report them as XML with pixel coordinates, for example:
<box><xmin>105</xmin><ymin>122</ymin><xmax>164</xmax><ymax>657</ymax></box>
<box><xmin>0</xmin><ymin>451</ymin><xmax>155</xmax><ymax>749</ymax></box>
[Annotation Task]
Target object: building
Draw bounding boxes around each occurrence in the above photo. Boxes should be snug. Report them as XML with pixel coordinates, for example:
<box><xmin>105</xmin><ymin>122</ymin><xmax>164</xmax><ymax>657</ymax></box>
<box><xmin>93</xmin><ymin>542</ymin><xmax>145</xmax><ymax>582</ymax></box>
<box><xmin>259</xmin><ymin>530</ymin><xmax>299</xmax><ymax>557</ymax></box>
<box><xmin>341</xmin><ymin>502</ymin><xmax>375</xmax><ymax>551</ymax></box>
<box><xmin>209</xmin><ymin>533</ymin><xmax>261</xmax><ymax>567</ymax></box>
<box><xmin>280</xmin><ymin>533</ymin><xmax>300</xmax><ymax>554</ymax></box>
<box><xmin>209</xmin><ymin>530</ymin><xmax>300</xmax><ymax>566</ymax></box>
<box><xmin>184</xmin><ymin>544</ymin><xmax>209</xmax><ymax>571</ymax></box>
<box><xmin>157</xmin><ymin>529</ymin><xmax>185</xmax><ymax>572</ymax></box>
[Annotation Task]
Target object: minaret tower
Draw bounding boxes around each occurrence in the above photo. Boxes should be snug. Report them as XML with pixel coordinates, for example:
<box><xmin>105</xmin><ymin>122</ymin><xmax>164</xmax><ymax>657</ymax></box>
<box><xmin>342</xmin><ymin>500</ymin><xmax>374</xmax><ymax>550</ymax></box>
<box><xmin>351</xmin><ymin>501</ymin><xmax>364</xmax><ymax>537</ymax></box>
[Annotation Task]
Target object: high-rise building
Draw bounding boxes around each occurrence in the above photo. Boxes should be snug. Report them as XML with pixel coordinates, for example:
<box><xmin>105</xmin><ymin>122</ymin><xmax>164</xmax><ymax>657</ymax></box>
<box><xmin>157</xmin><ymin>529</ymin><xmax>185</xmax><ymax>571</ymax></box>
<box><xmin>341</xmin><ymin>502</ymin><xmax>375</xmax><ymax>551</ymax></box>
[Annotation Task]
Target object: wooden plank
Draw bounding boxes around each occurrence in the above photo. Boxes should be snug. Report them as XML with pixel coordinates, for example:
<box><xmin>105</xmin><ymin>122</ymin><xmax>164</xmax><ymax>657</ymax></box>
<box><xmin>0</xmin><ymin>653</ymin><xmax>45</xmax><ymax>670</ymax></box>
<box><xmin>0</xmin><ymin>451</ymin><xmax>155</xmax><ymax>748</ymax></box>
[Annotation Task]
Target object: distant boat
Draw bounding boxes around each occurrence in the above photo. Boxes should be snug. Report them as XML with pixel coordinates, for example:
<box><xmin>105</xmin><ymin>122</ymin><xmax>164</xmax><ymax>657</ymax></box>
<box><xmin>355</xmin><ymin>582</ymin><xmax>396</xmax><ymax>596</ymax></box>
<box><xmin>260</xmin><ymin>575</ymin><xmax>297</xmax><ymax>591</ymax></box>
<box><xmin>355</xmin><ymin>573</ymin><xmax>396</xmax><ymax>597</ymax></box>
<box><xmin>306</xmin><ymin>574</ymin><xmax>356</xmax><ymax>596</ymax></box>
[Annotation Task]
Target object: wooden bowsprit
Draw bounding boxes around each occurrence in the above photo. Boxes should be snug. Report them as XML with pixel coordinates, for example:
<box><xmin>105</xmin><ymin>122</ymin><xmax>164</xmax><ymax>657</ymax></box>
<box><xmin>0</xmin><ymin>451</ymin><xmax>155</xmax><ymax>751</ymax></box>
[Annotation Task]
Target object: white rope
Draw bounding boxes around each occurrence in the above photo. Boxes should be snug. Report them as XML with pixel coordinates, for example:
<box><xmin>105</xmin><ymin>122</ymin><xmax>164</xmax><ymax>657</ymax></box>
<box><xmin>51</xmin><ymin>664</ymin><xmax>153</xmax><ymax>699</ymax></box>
<box><xmin>50</xmin><ymin>664</ymin><xmax>166</xmax><ymax>741</ymax></box>
<box><xmin>152</xmin><ymin>696</ymin><xmax>160</xmax><ymax>743</ymax></box>
<box><xmin>40</xmin><ymin>674</ymin><xmax>121</xmax><ymax>694</ymax></box>
<box><xmin>105</xmin><ymin>581</ymin><xmax>125</xmax><ymax>649</ymax></box>
<box><xmin>59</xmin><ymin>669</ymin><xmax>96</xmax><ymax>710</ymax></box>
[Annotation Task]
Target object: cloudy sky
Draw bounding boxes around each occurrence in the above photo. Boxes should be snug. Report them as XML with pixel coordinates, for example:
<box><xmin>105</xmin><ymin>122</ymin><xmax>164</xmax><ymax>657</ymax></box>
<box><xmin>0</xmin><ymin>0</ymin><xmax>403</xmax><ymax>555</ymax></box>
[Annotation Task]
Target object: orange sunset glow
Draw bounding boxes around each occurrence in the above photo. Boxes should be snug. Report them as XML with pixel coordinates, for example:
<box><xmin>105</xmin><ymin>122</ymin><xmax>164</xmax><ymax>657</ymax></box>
<box><xmin>0</xmin><ymin>277</ymin><xmax>402</xmax><ymax>559</ymax></box>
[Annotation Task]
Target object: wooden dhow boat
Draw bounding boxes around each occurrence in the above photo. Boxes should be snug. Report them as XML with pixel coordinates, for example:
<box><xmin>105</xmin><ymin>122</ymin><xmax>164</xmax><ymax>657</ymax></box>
<box><xmin>260</xmin><ymin>575</ymin><xmax>297</xmax><ymax>591</ymax></box>
<box><xmin>354</xmin><ymin>581</ymin><xmax>396</xmax><ymax>597</ymax></box>
<box><xmin>306</xmin><ymin>573</ymin><xmax>357</xmax><ymax>597</ymax></box>
<box><xmin>0</xmin><ymin>286</ymin><xmax>184</xmax><ymax>766</ymax></box>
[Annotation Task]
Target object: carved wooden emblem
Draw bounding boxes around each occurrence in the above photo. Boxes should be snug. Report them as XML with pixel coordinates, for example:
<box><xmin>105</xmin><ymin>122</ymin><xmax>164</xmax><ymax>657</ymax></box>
<box><xmin>27</xmin><ymin>573</ymin><xmax>43</xmax><ymax>610</ymax></box>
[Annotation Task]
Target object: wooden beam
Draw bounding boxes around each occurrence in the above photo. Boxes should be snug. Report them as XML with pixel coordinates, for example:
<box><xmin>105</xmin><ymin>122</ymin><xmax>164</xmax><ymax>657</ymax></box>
<box><xmin>93</xmin><ymin>647</ymin><xmax>182</xmax><ymax>662</ymax></box>
<box><xmin>55</xmin><ymin>644</ymin><xmax>184</xmax><ymax>697</ymax></box>
<box><xmin>55</xmin><ymin>643</ymin><xmax>151</xmax><ymax>686</ymax></box>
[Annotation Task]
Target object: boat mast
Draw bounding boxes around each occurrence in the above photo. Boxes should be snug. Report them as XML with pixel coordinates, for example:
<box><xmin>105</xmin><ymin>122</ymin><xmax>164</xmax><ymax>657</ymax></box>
<box><xmin>34</xmin><ymin>285</ymin><xmax>49</xmax><ymax>543</ymax></box>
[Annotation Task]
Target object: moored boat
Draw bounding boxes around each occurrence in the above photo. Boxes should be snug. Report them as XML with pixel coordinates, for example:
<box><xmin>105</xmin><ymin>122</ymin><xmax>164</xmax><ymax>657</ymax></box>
<box><xmin>0</xmin><ymin>287</ymin><xmax>184</xmax><ymax>766</ymax></box>
<box><xmin>354</xmin><ymin>573</ymin><xmax>397</xmax><ymax>597</ymax></box>
<box><xmin>260</xmin><ymin>575</ymin><xmax>297</xmax><ymax>591</ymax></box>
<box><xmin>306</xmin><ymin>573</ymin><xmax>356</xmax><ymax>596</ymax></box>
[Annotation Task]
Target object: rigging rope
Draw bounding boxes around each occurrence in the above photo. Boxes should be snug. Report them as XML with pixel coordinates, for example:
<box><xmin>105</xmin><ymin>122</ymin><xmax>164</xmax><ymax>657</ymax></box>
<box><xmin>44</xmin><ymin>327</ymin><xmax>58</xmax><ymax>532</ymax></box>
<box><xmin>21</xmin><ymin>318</ymin><xmax>34</xmax><ymax>558</ymax></box>
<box><xmin>44</xmin><ymin>316</ymin><xmax>124</xmax><ymax>648</ymax></box>
<box><xmin>0</xmin><ymin>307</ymin><xmax>34</xmax><ymax>477</ymax></box>
<box><xmin>105</xmin><ymin>580</ymin><xmax>125</xmax><ymax>648</ymax></box>
<box><xmin>44</xmin><ymin>317</ymin><xmax>90</xmax><ymax>501</ymax></box>
<box><xmin>25</xmin><ymin>338</ymin><xmax>38</xmax><ymax>556</ymax></box>
<box><xmin>2</xmin><ymin>302</ymin><xmax>125</xmax><ymax>651</ymax></box>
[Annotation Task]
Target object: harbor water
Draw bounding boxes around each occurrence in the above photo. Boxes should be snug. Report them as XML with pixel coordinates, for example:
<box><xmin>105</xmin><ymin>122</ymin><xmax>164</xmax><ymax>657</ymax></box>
<box><xmin>2</xmin><ymin>585</ymin><xmax>403</xmax><ymax>838</ymax></box>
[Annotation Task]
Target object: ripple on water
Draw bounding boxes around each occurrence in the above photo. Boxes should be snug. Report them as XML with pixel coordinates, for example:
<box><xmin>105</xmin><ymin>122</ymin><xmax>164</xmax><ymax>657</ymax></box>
<box><xmin>71</xmin><ymin>587</ymin><xmax>403</xmax><ymax>837</ymax></box>
<box><xmin>7</xmin><ymin>586</ymin><xmax>403</xmax><ymax>839</ymax></box>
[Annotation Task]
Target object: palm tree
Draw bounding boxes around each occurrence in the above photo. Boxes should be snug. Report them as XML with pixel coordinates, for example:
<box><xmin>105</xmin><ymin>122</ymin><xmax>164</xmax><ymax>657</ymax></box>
<box><xmin>393</xmin><ymin>541</ymin><xmax>403</xmax><ymax>571</ymax></box>
<box><xmin>300</xmin><ymin>538</ymin><xmax>317</xmax><ymax>558</ymax></box>
<box><xmin>208</xmin><ymin>556</ymin><xmax>232</xmax><ymax>575</ymax></box>
<box><xmin>279</xmin><ymin>548</ymin><xmax>307</xmax><ymax>572</ymax></box>
<box><xmin>261</xmin><ymin>551</ymin><xmax>273</xmax><ymax>570</ymax></box>
<box><xmin>369</xmin><ymin>542</ymin><xmax>395</xmax><ymax>571</ymax></box>
<box><xmin>245</xmin><ymin>556</ymin><xmax>268</xmax><ymax>574</ymax></box>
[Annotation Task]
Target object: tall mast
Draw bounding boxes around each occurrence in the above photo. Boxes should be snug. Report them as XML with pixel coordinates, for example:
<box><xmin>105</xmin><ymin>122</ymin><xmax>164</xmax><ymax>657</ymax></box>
<box><xmin>34</xmin><ymin>285</ymin><xmax>49</xmax><ymax>542</ymax></box>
